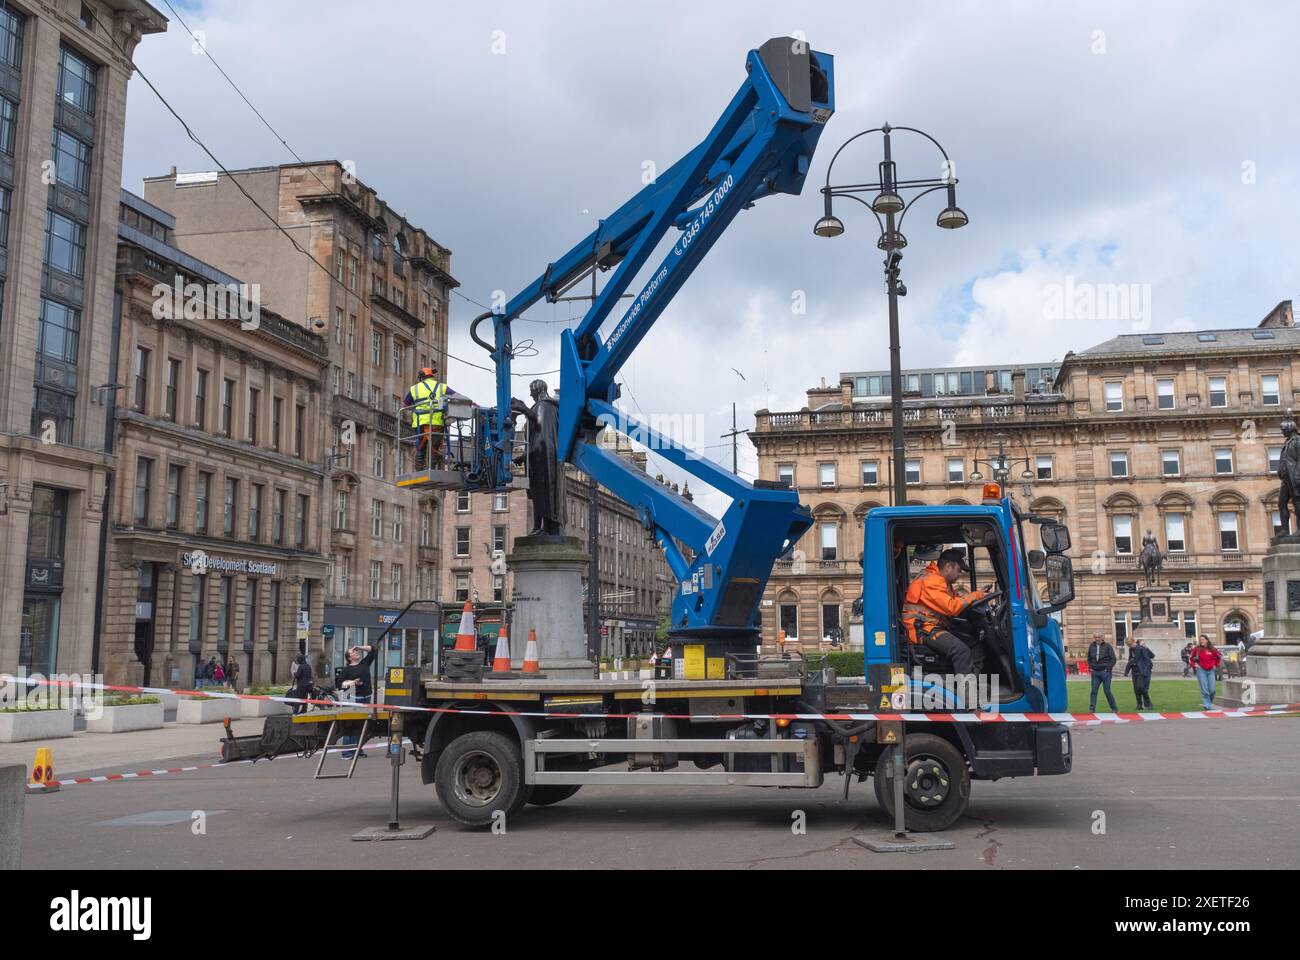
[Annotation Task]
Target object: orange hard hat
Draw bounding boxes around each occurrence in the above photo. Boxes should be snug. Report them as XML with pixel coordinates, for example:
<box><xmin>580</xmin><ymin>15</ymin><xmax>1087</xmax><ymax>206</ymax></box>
<box><xmin>420</xmin><ymin>366</ymin><xmax>436</xmax><ymax>378</ymax></box>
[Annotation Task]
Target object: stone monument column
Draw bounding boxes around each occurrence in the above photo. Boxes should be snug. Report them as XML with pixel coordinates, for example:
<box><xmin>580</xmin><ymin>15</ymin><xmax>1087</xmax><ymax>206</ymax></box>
<box><xmin>507</xmin><ymin>535</ymin><xmax>595</xmax><ymax>680</ymax></box>
<box><xmin>1131</xmin><ymin>586</ymin><xmax>1185</xmax><ymax>675</ymax></box>
<box><xmin>1219</xmin><ymin>537</ymin><xmax>1300</xmax><ymax>707</ymax></box>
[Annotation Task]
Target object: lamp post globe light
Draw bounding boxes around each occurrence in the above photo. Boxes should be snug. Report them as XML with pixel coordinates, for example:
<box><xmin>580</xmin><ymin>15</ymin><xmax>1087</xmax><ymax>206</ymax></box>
<box><xmin>814</xmin><ymin>124</ymin><xmax>968</xmax><ymax>507</ymax></box>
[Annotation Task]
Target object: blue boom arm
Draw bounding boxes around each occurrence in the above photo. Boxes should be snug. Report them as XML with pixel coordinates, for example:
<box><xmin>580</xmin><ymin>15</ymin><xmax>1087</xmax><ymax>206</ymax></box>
<box><xmin>467</xmin><ymin>39</ymin><xmax>834</xmax><ymax>644</ymax></box>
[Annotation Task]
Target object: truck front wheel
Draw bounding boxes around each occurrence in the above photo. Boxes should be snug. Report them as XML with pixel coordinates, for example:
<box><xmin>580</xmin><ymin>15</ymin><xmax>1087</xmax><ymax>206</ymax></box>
<box><xmin>873</xmin><ymin>733</ymin><xmax>971</xmax><ymax>832</ymax></box>
<box><xmin>434</xmin><ymin>731</ymin><xmax>527</xmax><ymax>828</ymax></box>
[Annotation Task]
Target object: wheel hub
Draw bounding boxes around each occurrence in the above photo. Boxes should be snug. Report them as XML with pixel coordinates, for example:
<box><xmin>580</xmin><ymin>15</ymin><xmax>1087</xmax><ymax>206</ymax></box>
<box><xmin>454</xmin><ymin>750</ymin><xmax>503</xmax><ymax>807</ymax></box>
<box><xmin>904</xmin><ymin>755</ymin><xmax>951</xmax><ymax>807</ymax></box>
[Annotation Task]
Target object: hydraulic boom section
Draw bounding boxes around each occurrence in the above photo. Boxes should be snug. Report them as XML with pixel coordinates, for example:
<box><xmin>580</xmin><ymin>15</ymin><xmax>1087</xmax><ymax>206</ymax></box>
<box><xmin>465</xmin><ymin>38</ymin><xmax>835</xmax><ymax>653</ymax></box>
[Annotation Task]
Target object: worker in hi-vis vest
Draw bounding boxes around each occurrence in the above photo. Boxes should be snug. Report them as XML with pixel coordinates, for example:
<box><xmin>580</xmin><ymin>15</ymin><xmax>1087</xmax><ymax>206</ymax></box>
<box><xmin>404</xmin><ymin>364</ymin><xmax>457</xmax><ymax>468</ymax></box>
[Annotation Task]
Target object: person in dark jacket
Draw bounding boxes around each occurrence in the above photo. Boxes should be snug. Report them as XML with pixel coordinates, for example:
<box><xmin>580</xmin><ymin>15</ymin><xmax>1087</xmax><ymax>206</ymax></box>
<box><xmin>289</xmin><ymin>654</ymin><xmax>313</xmax><ymax>715</ymax></box>
<box><xmin>1180</xmin><ymin>642</ymin><xmax>1194</xmax><ymax>678</ymax></box>
<box><xmin>1087</xmin><ymin>631</ymin><xmax>1119</xmax><ymax>712</ymax></box>
<box><xmin>338</xmin><ymin>644</ymin><xmax>376</xmax><ymax>759</ymax></box>
<box><xmin>1124</xmin><ymin>637</ymin><xmax>1156</xmax><ymax>709</ymax></box>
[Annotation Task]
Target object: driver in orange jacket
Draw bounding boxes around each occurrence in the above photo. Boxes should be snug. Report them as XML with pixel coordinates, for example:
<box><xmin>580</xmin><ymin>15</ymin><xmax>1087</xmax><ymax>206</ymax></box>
<box><xmin>902</xmin><ymin>547</ymin><xmax>988</xmax><ymax>674</ymax></box>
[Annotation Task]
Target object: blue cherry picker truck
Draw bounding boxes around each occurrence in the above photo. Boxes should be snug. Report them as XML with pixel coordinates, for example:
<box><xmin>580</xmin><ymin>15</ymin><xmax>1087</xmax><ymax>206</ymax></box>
<box><xmin>226</xmin><ymin>38</ymin><xmax>1078</xmax><ymax>832</ymax></box>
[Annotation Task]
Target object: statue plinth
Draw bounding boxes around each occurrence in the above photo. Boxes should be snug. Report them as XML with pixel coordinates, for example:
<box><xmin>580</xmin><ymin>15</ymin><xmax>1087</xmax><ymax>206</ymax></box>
<box><xmin>1218</xmin><ymin>537</ymin><xmax>1300</xmax><ymax>707</ymax></box>
<box><xmin>507</xmin><ymin>535</ymin><xmax>595</xmax><ymax>680</ymax></box>
<box><xmin>1132</xmin><ymin>586</ymin><xmax>1187</xmax><ymax>675</ymax></box>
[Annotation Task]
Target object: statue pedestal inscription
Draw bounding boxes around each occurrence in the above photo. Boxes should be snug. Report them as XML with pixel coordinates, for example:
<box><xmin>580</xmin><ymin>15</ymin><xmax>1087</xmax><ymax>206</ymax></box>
<box><xmin>1132</xmin><ymin>587</ymin><xmax>1186</xmax><ymax>675</ymax></box>
<box><xmin>1218</xmin><ymin>536</ymin><xmax>1300</xmax><ymax>708</ymax></box>
<box><xmin>507</xmin><ymin>535</ymin><xmax>595</xmax><ymax>680</ymax></box>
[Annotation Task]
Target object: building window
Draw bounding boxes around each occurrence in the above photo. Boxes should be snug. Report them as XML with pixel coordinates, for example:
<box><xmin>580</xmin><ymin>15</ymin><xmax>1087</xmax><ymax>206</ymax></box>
<box><xmin>493</xmin><ymin>575</ymin><xmax>505</xmax><ymax>603</ymax></box>
<box><xmin>371</xmin><ymin>500</ymin><xmax>384</xmax><ymax>539</ymax></box>
<box><xmin>1161</xmin><ymin>450</ymin><xmax>1181</xmax><ymax>477</ymax></box>
<box><xmin>196</xmin><ymin>472</ymin><xmax>211</xmax><ymax>535</ymax></box>
<box><xmin>1269</xmin><ymin>446</ymin><xmax>1281</xmax><ymax>473</ymax></box>
<box><xmin>1222</xmin><ymin>580</ymin><xmax>1245</xmax><ymax>593</ymax></box>
<box><xmin>420</xmin><ymin>511</ymin><xmax>432</xmax><ymax>547</ymax></box>
<box><xmin>1208</xmin><ymin>376</ymin><xmax>1227</xmax><ymax>408</ymax></box>
<box><xmin>1113</xmin><ymin>611</ymin><xmax>1129</xmax><ymax>644</ymax></box>
<box><xmin>1218</xmin><ymin>511</ymin><xmax>1240</xmax><ymax>551</ymax></box>
<box><xmin>1164</xmin><ymin>513</ymin><xmax>1185</xmax><ymax>553</ymax></box>
<box><xmin>165</xmin><ymin>359</ymin><xmax>180</xmax><ymax>421</ymax></box>
<box><xmin>1183</xmin><ymin>611</ymin><xmax>1198</xmax><ymax>639</ymax></box>
<box><xmin>195</xmin><ymin>369</ymin><xmax>209</xmax><ymax>428</ymax></box>
<box><xmin>247</xmin><ymin>387</ymin><xmax>259</xmax><ymax>444</ymax></box>
<box><xmin>166</xmin><ymin>464</ymin><xmax>183</xmax><ymax>531</ymax></box>
<box><xmin>391</xmin><ymin>564</ymin><xmax>403</xmax><ymax>602</ymax></box>
<box><xmin>221</xmin><ymin>379</ymin><xmax>234</xmax><ymax>435</ymax></box>
<box><xmin>372</xmin><ymin>438</ymin><xmax>386</xmax><ymax>478</ymax></box>
<box><xmin>1261</xmin><ymin>374</ymin><xmax>1280</xmax><ymax>406</ymax></box>
<box><xmin>904</xmin><ymin>459</ymin><xmax>921</xmax><ymax>485</ymax></box>
<box><xmin>1116</xmin><ymin>581</ymin><xmax>1138</xmax><ymax>595</ymax></box>
<box><xmin>819</xmin><ymin>522</ymin><xmax>838</xmax><ymax>562</ymax></box>
<box><xmin>294</xmin><ymin>405</ymin><xmax>305</xmax><ymax>458</ymax></box>
<box><xmin>44</xmin><ymin>211</ymin><xmax>86</xmax><ymax>277</ymax></box>
<box><xmin>455</xmin><ymin>527</ymin><xmax>470</xmax><ymax>557</ymax></box>
<box><xmin>271</xmin><ymin>397</ymin><xmax>283</xmax><ymax>451</ymax></box>
<box><xmin>51</xmin><ymin>129</ymin><xmax>92</xmax><ymax>193</ymax></box>
<box><xmin>371</xmin><ymin>331</ymin><xmax>383</xmax><ymax>367</ymax></box>
<box><xmin>1273</xmin><ymin>510</ymin><xmax>1284</xmax><ymax>538</ymax></box>
<box><xmin>133</xmin><ymin>458</ymin><xmax>153</xmax><ymax>526</ymax></box>
<box><xmin>338</xmin><ymin>556</ymin><xmax>350</xmax><ymax>595</ymax></box>
<box><xmin>369</xmin><ymin>561</ymin><xmax>382</xmax><ymax>600</ymax></box>
<box><xmin>1035</xmin><ymin>455</ymin><xmax>1054</xmax><ymax>480</ymax></box>
<box><xmin>36</xmin><ymin>298</ymin><xmax>80</xmax><ymax>365</ymax></box>
<box><xmin>778</xmin><ymin>464</ymin><xmax>795</xmax><ymax>488</ymax></box>
<box><xmin>334</xmin><ymin>491</ymin><xmax>349</xmax><ymax>530</ymax></box>
<box><xmin>393</xmin><ymin>504</ymin><xmax>405</xmax><ymax>543</ymax></box>
<box><xmin>347</xmin><ymin>314</ymin><xmax>356</xmax><ymax>349</ymax></box>
<box><xmin>272</xmin><ymin>489</ymin><xmax>286</xmax><ymax>545</ymax></box>
<box><xmin>1104</xmin><ymin>380</ymin><xmax>1123</xmax><ymax>412</ymax></box>
<box><xmin>1109</xmin><ymin>451</ymin><xmax>1129</xmax><ymax>478</ymax></box>
<box><xmin>188</xmin><ymin>574</ymin><xmax>207</xmax><ymax>652</ymax></box>
<box><xmin>243</xmin><ymin>580</ymin><xmax>259</xmax><ymax>653</ymax></box>
<box><xmin>456</xmin><ymin>491</ymin><xmax>471</xmax><ymax>512</ymax></box>
<box><xmin>133</xmin><ymin>346</ymin><xmax>150</xmax><ymax>411</ymax></box>
<box><xmin>346</xmin><ymin>372</ymin><xmax>356</xmax><ymax>399</ymax></box>
<box><xmin>57</xmin><ymin>44</ymin><xmax>98</xmax><ymax>114</ymax></box>
<box><xmin>333</xmin><ymin>308</ymin><xmax>342</xmax><ymax>344</ymax></box>
<box><xmin>0</xmin><ymin>7</ymin><xmax>23</xmax><ymax>71</ymax></box>
<box><xmin>1156</xmin><ymin>378</ymin><xmax>1175</xmax><ymax>410</ymax></box>
<box><xmin>249</xmin><ymin>484</ymin><xmax>263</xmax><ymax>542</ymax></box>
<box><xmin>217</xmin><ymin>577</ymin><xmax>233</xmax><ymax>655</ymax></box>
<box><xmin>493</xmin><ymin>525</ymin><xmax>507</xmax><ymax>553</ymax></box>
<box><xmin>1113</xmin><ymin>515</ymin><xmax>1133</xmax><ymax>554</ymax></box>
<box><xmin>295</xmin><ymin>495</ymin><xmax>308</xmax><ymax>548</ymax></box>
<box><xmin>1214</xmin><ymin>448</ymin><xmax>1234</xmax><ymax>475</ymax></box>
<box><xmin>819</xmin><ymin>463</ymin><xmax>835</xmax><ymax>487</ymax></box>
<box><xmin>493</xmin><ymin>491</ymin><xmax>509</xmax><ymax>512</ymax></box>
<box><xmin>455</xmin><ymin>574</ymin><xmax>470</xmax><ymax>604</ymax></box>
<box><xmin>947</xmin><ymin>458</ymin><xmax>965</xmax><ymax>483</ymax></box>
<box><xmin>224</xmin><ymin>479</ymin><xmax>238</xmax><ymax>538</ymax></box>
<box><xmin>1169</xmin><ymin>581</ymin><xmax>1190</xmax><ymax>594</ymax></box>
<box><xmin>861</xmin><ymin>460</ymin><xmax>879</xmax><ymax>486</ymax></box>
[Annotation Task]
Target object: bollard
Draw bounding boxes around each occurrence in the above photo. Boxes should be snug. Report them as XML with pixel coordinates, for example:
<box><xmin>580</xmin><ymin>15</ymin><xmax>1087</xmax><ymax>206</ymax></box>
<box><xmin>0</xmin><ymin>763</ymin><xmax>25</xmax><ymax>870</ymax></box>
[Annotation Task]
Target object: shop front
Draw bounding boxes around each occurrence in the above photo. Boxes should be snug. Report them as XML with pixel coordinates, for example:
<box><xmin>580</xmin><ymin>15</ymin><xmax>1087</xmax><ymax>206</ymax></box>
<box><xmin>322</xmin><ymin>603</ymin><xmax>443</xmax><ymax>679</ymax></box>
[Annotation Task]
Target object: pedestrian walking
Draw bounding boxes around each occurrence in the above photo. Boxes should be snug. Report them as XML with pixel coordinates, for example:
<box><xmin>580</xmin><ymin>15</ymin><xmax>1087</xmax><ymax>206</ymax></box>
<box><xmin>289</xmin><ymin>654</ymin><xmax>313</xmax><ymax>715</ymax></box>
<box><xmin>1124</xmin><ymin>637</ymin><xmax>1155</xmax><ymax>709</ymax></box>
<box><xmin>225</xmin><ymin>656</ymin><xmax>240</xmax><ymax>694</ymax></box>
<box><xmin>1087</xmin><ymin>631</ymin><xmax>1118</xmax><ymax>712</ymax></box>
<box><xmin>213</xmin><ymin>659</ymin><xmax>225</xmax><ymax>686</ymax></box>
<box><xmin>193</xmin><ymin>658</ymin><xmax>206</xmax><ymax>690</ymax></box>
<box><xmin>1191</xmin><ymin>634</ymin><xmax>1222</xmax><ymax>710</ymax></box>
<box><xmin>1180</xmin><ymin>642</ymin><xmax>1194</xmax><ymax>678</ymax></box>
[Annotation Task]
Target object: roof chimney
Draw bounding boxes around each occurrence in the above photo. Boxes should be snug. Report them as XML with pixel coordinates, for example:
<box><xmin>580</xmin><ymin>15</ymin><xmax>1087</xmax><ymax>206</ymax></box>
<box><xmin>1012</xmin><ymin>368</ymin><xmax>1026</xmax><ymax>402</ymax></box>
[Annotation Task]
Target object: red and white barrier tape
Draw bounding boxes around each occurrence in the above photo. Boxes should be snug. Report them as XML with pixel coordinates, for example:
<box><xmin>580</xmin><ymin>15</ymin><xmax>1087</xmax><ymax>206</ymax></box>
<box><xmin>3</xmin><ymin>673</ymin><xmax>1297</xmax><ymax>726</ymax></box>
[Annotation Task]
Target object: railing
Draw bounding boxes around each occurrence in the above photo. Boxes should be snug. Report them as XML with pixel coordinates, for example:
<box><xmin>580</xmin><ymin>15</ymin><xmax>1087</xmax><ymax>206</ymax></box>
<box><xmin>755</xmin><ymin>396</ymin><xmax>1068</xmax><ymax>432</ymax></box>
<box><xmin>332</xmin><ymin>394</ymin><xmax>399</xmax><ymax>437</ymax></box>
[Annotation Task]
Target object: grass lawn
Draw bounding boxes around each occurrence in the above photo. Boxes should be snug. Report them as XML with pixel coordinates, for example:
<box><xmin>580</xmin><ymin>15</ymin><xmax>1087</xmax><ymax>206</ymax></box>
<box><xmin>1065</xmin><ymin>677</ymin><xmax>1212</xmax><ymax>713</ymax></box>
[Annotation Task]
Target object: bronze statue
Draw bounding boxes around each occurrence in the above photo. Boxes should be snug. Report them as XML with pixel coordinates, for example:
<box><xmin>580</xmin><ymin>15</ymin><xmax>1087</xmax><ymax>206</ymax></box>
<box><xmin>1279</xmin><ymin>412</ymin><xmax>1300</xmax><ymax>536</ymax></box>
<box><xmin>511</xmin><ymin>379</ymin><xmax>565</xmax><ymax>536</ymax></box>
<box><xmin>1137</xmin><ymin>530</ymin><xmax>1163</xmax><ymax>586</ymax></box>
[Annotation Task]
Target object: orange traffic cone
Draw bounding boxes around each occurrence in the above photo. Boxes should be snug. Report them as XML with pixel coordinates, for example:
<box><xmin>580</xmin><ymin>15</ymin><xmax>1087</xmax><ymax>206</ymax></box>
<box><xmin>491</xmin><ymin>625</ymin><xmax>513</xmax><ymax>674</ymax></box>
<box><xmin>27</xmin><ymin>746</ymin><xmax>58</xmax><ymax>793</ymax></box>
<box><xmin>522</xmin><ymin>628</ymin><xmax>541</xmax><ymax>674</ymax></box>
<box><xmin>454</xmin><ymin>600</ymin><xmax>477</xmax><ymax>652</ymax></box>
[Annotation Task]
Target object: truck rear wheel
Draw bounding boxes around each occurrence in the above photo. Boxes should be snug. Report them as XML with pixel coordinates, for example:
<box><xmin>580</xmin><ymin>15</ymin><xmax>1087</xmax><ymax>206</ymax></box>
<box><xmin>873</xmin><ymin>733</ymin><xmax>971</xmax><ymax>832</ymax></box>
<box><xmin>434</xmin><ymin>731</ymin><xmax>527</xmax><ymax>828</ymax></box>
<box><xmin>526</xmin><ymin>784</ymin><xmax>582</xmax><ymax>806</ymax></box>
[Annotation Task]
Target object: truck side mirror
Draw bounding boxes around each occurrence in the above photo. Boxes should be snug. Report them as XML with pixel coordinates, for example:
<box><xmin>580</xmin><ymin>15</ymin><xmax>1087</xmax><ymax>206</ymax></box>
<box><xmin>1040</xmin><ymin>522</ymin><xmax>1071</xmax><ymax>554</ymax></box>
<box><xmin>1044</xmin><ymin>554</ymin><xmax>1075</xmax><ymax>609</ymax></box>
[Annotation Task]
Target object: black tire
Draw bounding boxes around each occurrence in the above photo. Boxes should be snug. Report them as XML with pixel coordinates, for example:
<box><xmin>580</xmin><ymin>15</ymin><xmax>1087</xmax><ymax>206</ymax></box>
<box><xmin>526</xmin><ymin>784</ymin><xmax>582</xmax><ymax>807</ymax></box>
<box><xmin>872</xmin><ymin>733</ymin><xmax>971</xmax><ymax>833</ymax></box>
<box><xmin>433</xmin><ymin>730</ymin><xmax>527</xmax><ymax>828</ymax></box>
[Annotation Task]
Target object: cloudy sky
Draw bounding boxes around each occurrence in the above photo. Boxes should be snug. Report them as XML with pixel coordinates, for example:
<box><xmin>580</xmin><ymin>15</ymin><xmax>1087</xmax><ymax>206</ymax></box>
<box><xmin>123</xmin><ymin>1</ymin><xmax>1300</xmax><ymax>516</ymax></box>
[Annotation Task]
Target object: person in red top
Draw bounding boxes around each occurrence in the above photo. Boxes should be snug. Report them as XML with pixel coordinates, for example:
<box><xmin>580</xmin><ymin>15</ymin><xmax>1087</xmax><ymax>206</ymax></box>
<box><xmin>1190</xmin><ymin>634</ymin><xmax>1222</xmax><ymax>709</ymax></box>
<box><xmin>902</xmin><ymin>548</ymin><xmax>989</xmax><ymax>674</ymax></box>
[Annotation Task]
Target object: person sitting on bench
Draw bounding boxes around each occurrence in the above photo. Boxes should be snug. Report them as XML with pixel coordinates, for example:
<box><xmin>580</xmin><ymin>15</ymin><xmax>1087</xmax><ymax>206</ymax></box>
<box><xmin>902</xmin><ymin>547</ymin><xmax>988</xmax><ymax>674</ymax></box>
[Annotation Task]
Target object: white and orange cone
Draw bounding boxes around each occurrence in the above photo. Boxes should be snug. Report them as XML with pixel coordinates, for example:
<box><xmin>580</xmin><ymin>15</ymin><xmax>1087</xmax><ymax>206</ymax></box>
<box><xmin>522</xmin><ymin>628</ymin><xmax>541</xmax><ymax>674</ymax></box>
<box><xmin>453</xmin><ymin>600</ymin><xmax>477</xmax><ymax>652</ymax></box>
<box><xmin>491</xmin><ymin>625</ymin><xmax>513</xmax><ymax>674</ymax></box>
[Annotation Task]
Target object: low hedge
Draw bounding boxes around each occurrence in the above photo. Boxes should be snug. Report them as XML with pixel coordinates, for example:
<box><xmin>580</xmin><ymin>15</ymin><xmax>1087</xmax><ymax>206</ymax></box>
<box><xmin>101</xmin><ymin>695</ymin><xmax>161</xmax><ymax>707</ymax></box>
<box><xmin>824</xmin><ymin>651</ymin><xmax>865</xmax><ymax>677</ymax></box>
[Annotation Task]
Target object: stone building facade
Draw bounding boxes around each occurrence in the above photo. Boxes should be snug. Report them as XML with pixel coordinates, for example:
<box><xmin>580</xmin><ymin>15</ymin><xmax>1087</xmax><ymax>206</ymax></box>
<box><xmin>752</xmin><ymin>300</ymin><xmax>1298</xmax><ymax>658</ymax></box>
<box><xmin>141</xmin><ymin>163</ymin><xmax>455</xmax><ymax>673</ymax></box>
<box><xmin>0</xmin><ymin>0</ymin><xmax>165</xmax><ymax>680</ymax></box>
<box><xmin>106</xmin><ymin>190</ymin><xmax>329</xmax><ymax>687</ymax></box>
